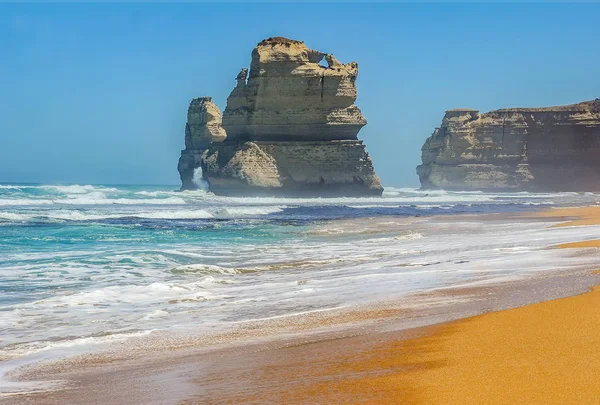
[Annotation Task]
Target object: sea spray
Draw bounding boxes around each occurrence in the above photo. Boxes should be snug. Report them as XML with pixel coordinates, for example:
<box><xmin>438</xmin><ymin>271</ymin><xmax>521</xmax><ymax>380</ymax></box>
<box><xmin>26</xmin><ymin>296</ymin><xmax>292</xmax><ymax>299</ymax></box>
<box><xmin>192</xmin><ymin>167</ymin><xmax>210</xmax><ymax>191</ymax></box>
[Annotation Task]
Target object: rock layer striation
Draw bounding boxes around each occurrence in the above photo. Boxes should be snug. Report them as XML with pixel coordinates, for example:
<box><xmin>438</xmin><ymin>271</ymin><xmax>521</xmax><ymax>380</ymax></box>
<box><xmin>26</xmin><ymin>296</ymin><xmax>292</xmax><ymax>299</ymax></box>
<box><xmin>222</xmin><ymin>37</ymin><xmax>366</xmax><ymax>141</ymax></box>
<box><xmin>417</xmin><ymin>100</ymin><xmax>600</xmax><ymax>191</ymax></box>
<box><xmin>178</xmin><ymin>37</ymin><xmax>382</xmax><ymax>196</ymax></box>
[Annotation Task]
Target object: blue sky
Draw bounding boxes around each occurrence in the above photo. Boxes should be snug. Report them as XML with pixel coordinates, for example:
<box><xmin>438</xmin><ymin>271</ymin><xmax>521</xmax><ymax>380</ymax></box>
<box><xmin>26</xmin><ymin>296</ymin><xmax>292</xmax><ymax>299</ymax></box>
<box><xmin>1</xmin><ymin>3</ymin><xmax>599</xmax><ymax>187</ymax></box>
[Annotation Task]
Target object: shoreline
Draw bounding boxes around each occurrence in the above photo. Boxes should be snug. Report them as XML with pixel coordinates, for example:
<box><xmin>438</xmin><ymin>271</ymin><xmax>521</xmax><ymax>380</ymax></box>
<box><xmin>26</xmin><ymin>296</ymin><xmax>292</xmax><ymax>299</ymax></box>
<box><xmin>4</xmin><ymin>205</ymin><xmax>600</xmax><ymax>403</ymax></box>
<box><xmin>241</xmin><ymin>281</ymin><xmax>600</xmax><ymax>405</ymax></box>
<box><xmin>5</xmin><ymin>267</ymin><xmax>599</xmax><ymax>404</ymax></box>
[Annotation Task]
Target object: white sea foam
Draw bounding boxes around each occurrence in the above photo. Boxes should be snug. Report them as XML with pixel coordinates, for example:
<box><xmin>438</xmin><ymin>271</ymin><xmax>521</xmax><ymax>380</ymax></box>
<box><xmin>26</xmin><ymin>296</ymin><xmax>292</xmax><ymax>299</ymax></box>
<box><xmin>19</xmin><ymin>280</ymin><xmax>225</xmax><ymax>310</ymax></box>
<box><xmin>134</xmin><ymin>189</ymin><xmax>208</xmax><ymax>197</ymax></box>
<box><xmin>0</xmin><ymin>196</ymin><xmax>187</xmax><ymax>207</ymax></box>
<box><xmin>0</xmin><ymin>199</ymin><xmax>56</xmax><ymax>206</ymax></box>
<box><xmin>0</xmin><ymin>330</ymin><xmax>155</xmax><ymax>360</ymax></box>
<box><xmin>213</xmin><ymin>206</ymin><xmax>285</xmax><ymax>217</ymax></box>
<box><xmin>0</xmin><ymin>212</ymin><xmax>30</xmax><ymax>221</ymax></box>
<box><xmin>3</xmin><ymin>218</ymin><xmax>600</xmax><ymax>382</ymax></box>
<box><xmin>5</xmin><ymin>183</ymin><xmax>600</xmax><ymax>388</ymax></box>
<box><xmin>134</xmin><ymin>210</ymin><xmax>214</xmax><ymax>219</ymax></box>
<box><xmin>1</xmin><ymin>183</ymin><xmax>598</xmax><ymax>211</ymax></box>
<box><xmin>0</xmin><ymin>207</ymin><xmax>287</xmax><ymax>222</ymax></box>
<box><xmin>0</xmin><ymin>184</ymin><xmax>119</xmax><ymax>193</ymax></box>
<box><xmin>40</xmin><ymin>185</ymin><xmax>119</xmax><ymax>194</ymax></box>
<box><xmin>364</xmin><ymin>233</ymin><xmax>424</xmax><ymax>242</ymax></box>
<box><xmin>58</xmin><ymin>196</ymin><xmax>188</xmax><ymax>205</ymax></box>
<box><xmin>170</xmin><ymin>264</ymin><xmax>240</xmax><ymax>274</ymax></box>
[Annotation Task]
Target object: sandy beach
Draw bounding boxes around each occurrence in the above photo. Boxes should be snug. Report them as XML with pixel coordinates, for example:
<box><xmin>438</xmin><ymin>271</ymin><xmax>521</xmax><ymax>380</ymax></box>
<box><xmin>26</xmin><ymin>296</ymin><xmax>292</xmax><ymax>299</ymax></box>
<box><xmin>235</xmin><ymin>285</ymin><xmax>600</xmax><ymax>405</ymax></box>
<box><xmin>4</xmin><ymin>205</ymin><xmax>600</xmax><ymax>404</ymax></box>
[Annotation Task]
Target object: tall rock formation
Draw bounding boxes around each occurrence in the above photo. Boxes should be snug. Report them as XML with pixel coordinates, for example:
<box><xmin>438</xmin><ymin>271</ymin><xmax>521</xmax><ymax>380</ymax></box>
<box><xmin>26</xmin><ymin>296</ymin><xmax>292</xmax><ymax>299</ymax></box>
<box><xmin>178</xmin><ymin>97</ymin><xmax>226</xmax><ymax>190</ymax></box>
<box><xmin>222</xmin><ymin>37</ymin><xmax>365</xmax><ymax>141</ymax></box>
<box><xmin>178</xmin><ymin>37</ymin><xmax>382</xmax><ymax>196</ymax></box>
<box><xmin>417</xmin><ymin>100</ymin><xmax>600</xmax><ymax>191</ymax></box>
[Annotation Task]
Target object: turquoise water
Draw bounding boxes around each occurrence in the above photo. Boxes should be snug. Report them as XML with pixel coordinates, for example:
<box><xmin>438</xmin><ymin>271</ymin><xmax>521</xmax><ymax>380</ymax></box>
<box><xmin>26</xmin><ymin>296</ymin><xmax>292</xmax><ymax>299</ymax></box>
<box><xmin>2</xmin><ymin>183</ymin><xmax>600</xmax><ymax>377</ymax></box>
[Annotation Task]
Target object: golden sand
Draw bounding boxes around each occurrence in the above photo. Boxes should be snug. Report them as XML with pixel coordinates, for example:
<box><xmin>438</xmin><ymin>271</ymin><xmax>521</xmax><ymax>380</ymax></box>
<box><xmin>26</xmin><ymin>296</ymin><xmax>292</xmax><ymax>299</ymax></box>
<box><xmin>558</xmin><ymin>239</ymin><xmax>600</xmax><ymax>249</ymax></box>
<box><xmin>537</xmin><ymin>205</ymin><xmax>600</xmax><ymax>227</ymax></box>
<box><xmin>268</xmin><ymin>286</ymin><xmax>600</xmax><ymax>404</ymax></box>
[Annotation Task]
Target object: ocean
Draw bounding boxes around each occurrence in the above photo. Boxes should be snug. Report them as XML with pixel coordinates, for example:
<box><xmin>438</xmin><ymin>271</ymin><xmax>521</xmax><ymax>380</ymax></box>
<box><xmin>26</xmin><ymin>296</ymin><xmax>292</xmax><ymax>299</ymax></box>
<box><xmin>2</xmin><ymin>184</ymin><xmax>600</xmax><ymax>393</ymax></box>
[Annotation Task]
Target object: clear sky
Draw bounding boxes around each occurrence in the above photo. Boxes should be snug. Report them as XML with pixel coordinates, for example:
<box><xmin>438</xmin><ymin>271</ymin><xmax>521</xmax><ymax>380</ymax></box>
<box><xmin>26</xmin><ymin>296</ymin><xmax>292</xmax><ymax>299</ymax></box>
<box><xmin>1</xmin><ymin>2</ymin><xmax>599</xmax><ymax>187</ymax></box>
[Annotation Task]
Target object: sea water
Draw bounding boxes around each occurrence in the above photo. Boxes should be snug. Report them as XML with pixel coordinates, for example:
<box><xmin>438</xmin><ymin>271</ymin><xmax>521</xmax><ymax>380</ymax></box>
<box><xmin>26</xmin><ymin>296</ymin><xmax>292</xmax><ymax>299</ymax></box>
<box><xmin>1</xmin><ymin>184</ymin><xmax>600</xmax><ymax>387</ymax></box>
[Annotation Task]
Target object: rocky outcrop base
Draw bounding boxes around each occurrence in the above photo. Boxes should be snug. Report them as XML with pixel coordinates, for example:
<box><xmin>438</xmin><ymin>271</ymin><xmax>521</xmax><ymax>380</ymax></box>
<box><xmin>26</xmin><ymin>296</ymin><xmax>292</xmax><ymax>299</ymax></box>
<box><xmin>177</xmin><ymin>150</ymin><xmax>204</xmax><ymax>191</ymax></box>
<box><xmin>203</xmin><ymin>140</ymin><xmax>382</xmax><ymax>196</ymax></box>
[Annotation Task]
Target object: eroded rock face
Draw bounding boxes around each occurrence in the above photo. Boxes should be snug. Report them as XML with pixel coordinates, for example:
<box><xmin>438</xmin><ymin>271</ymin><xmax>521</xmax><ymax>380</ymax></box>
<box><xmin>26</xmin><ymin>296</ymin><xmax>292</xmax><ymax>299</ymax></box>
<box><xmin>417</xmin><ymin>100</ymin><xmax>600</xmax><ymax>191</ymax></box>
<box><xmin>178</xmin><ymin>37</ymin><xmax>382</xmax><ymax>196</ymax></box>
<box><xmin>178</xmin><ymin>97</ymin><xmax>226</xmax><ymax>190</ymax></box>
<box><xmin>222</xmin><ymin>37</ymin><xmax>367</xmax><ymax>141</ymax></box>
<box><xmin>203</xmin><ymin>140</ymin><xmax>382</xmax><ymax>196</ymax></box>
<box><xmin>184</xmin><ymin>97</ymin><xmax>227</xmax><ymax>149</ymax></box>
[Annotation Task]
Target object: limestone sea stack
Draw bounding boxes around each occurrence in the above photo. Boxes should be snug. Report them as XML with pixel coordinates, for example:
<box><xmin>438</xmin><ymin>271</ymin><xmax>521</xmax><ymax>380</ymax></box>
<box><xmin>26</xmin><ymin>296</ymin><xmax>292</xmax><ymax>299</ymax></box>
<box><xmin>177</xmin><ymin>97</ymin><xmax>226</xmax><ymax>190</ymax></box>
<box><xmin>177</xmin><ymin>37</ymin><xmax>382</xmax><ymax>196</ymax></box>
<box><xmin>417</xmin><ymin>99</ymin><xmax>600</xmax><ymax>191</ymax></box>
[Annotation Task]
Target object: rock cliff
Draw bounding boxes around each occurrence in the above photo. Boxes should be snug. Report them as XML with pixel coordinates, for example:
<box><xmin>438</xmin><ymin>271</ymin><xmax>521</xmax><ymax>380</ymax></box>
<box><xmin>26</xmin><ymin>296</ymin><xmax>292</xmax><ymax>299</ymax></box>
<box><xmin>178</xmin><ymin>37</ymin><xmax>382</xmax><ymax>196</ymax></box>
<box><xmin>417</xmin><ymin>100</ymin><xmax>600</xmax><ymax>191</ymax></box>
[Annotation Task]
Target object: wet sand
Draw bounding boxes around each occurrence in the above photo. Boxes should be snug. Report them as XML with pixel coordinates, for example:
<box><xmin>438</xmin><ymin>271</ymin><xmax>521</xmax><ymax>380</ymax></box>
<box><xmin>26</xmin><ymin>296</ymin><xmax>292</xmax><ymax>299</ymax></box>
<box><xmin>5</xmin><ymin>206</ymin><xmax>600</xmax><ymax>404</ymax></box>
<box><xmin>5</xmin><ymin>267</ymin><xmax>599</xmax><ymax>405</ymax></box>
<box><xmin>246</xmin><ymin>284</ymin><xmax>600</xmax><ymax>405</ymax></box>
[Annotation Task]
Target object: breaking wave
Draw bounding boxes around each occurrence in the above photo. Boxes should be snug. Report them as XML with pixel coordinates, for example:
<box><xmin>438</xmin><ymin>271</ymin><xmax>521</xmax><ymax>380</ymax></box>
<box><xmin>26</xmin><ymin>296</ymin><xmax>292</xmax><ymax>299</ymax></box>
<box><xmin>4</xmin><ymin>182</ymin><xmax>600</xmax><ymax>391</ymax></box>
<box><xmin>0</xmin><ymin>208</ymin><xmax>289</xmax><ymax>223</ymax></box>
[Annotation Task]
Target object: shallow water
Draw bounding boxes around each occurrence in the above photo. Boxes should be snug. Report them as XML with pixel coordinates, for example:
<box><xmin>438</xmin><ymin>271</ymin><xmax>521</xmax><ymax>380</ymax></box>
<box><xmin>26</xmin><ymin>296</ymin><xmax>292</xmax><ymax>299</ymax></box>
<box><xmin>1</xmin><ymin>183</ymin><xmax>600</xmax><ymax>386</ymax></box>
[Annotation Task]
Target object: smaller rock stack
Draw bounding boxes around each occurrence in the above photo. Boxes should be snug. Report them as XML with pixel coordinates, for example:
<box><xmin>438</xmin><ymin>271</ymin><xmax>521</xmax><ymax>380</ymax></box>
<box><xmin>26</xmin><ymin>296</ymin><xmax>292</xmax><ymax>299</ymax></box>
<box><xmin>177</xmin><ymin>97</ymin><xmax>226</xmax><ymax>190</ymax></box>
